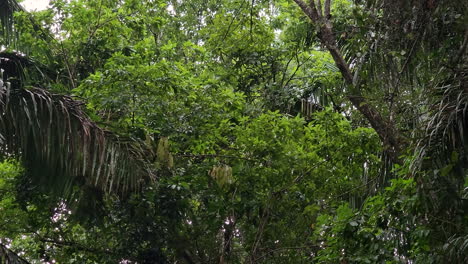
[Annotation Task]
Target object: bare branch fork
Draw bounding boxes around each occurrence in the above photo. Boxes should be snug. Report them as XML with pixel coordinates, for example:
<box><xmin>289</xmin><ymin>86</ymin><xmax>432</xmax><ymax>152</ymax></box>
<box><xmin>293</xmin><ymin>0</ymin><xmax>403</xmax><ymax>163</ymax></box>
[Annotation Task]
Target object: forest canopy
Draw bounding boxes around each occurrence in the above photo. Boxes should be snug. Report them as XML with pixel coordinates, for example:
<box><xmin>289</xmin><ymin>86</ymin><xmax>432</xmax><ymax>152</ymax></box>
<box><xmin>0</xmin><ymin>0</ymin><xmax>467</xmax><ymax>263</ymax></box>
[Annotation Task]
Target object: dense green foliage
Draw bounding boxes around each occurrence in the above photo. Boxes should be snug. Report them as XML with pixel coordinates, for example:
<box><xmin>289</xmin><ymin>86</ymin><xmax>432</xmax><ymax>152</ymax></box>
<box><xmin>0</xmin><ymin>0</ymin><xmax>467</xmax><ymax>263</ymax></box>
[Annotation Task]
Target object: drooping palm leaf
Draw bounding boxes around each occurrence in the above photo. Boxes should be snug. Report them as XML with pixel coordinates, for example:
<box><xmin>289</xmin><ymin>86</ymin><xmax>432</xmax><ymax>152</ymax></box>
<box><xmin>0</xmin><ymin>0</ymin><xmax>56</xmax><ymax>62</ymax></box>
<box><xmin>0</xmin><ymin>0</ymin><xmax>29</xmax><ymax>51</ymax></box>
<box><xmin>416</xmin><ymin>65</ymin><xmax>468</xmax><ymax>170</ymax></box>
<box><xmin>0</xmin><ymin>0</ymin><xmax>156</xmax><ymax>195</ymax></box>
<box><xmin>0</xmin><ymin>72</ymin><xmax>155</xmax><ymax>195</ymax></box>
<box><xmin>409</xmin><ymin>64</ymin><xmax>468</xmax><ymax>261</ymax></box>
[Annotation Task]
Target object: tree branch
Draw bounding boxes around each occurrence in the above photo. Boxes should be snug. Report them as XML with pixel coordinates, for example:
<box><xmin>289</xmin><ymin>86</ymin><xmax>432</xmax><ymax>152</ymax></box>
<box><xmin>293</xmin><ymin>0</ymin><xmax>319</xmax><ymax>22</ymax></box>
<box><xmin>293</xmin><ymin>0</ymin><xmax>403</xmax><ymax>163</ymax></box>
<box><xmin>324</xmin><ymin>0</ymin><xmax>331</xmax><ymax>18</ymax></box>
<box><xmin>0</xmin><ymin>243</ymin><xmax>31</xmax><ymax>264</ymax></box>
<box><xmin>315</xmin><ymin>0</ymin><xmax>322</xmax><ymax>16</ymax></box>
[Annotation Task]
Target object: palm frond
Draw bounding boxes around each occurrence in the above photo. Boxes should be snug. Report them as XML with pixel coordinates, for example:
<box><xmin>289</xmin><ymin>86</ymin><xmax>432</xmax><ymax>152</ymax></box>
<box><xmin>409</xmin><ymin>65</ymin><xmax>468</xmax><ymax>248</ymax></box>
<box><xmin>443</xmin><ymin>233</ymin><xmax>468</xmax><ymax>263</ymax></box>
<box><xmin>416</xmin><ymin>66</ymin><xmax>468</xmax><ymax>167</ymax></box>
<box><xmin>0</xmin><ymin>0</ymin><xmax>24</xmax><ymax>48</ymax></box>
<box><xmin>1</xmin><ymin>0</ymin><xmax>56</xmax><ymax>59</ymax></box>
<box><xmin>0</xmin><ymin>77</ymin><xmax>155</xmax><ymax>195</ymax></box>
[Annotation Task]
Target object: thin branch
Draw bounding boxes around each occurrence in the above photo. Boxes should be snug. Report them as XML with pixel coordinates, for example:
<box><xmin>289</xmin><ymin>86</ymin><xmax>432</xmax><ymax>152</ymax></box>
<box><xmin>279</xmin><ymin>50</ymin><xmax>296</xmax><ymax>88</ymax></box>
<box><xmin>283</xmin><ymin>54</ymin><xmax>313</xmax><ymax>89</ymax></box>
<box><xmin>59</xmin><ymin>41</ymin><xmax>76</xmax><ymax>89</ymax></box>
<box><xmin>221</xmin><ymin>1</ymin><xmax>247</xmax><ymax>44</ymax></box>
